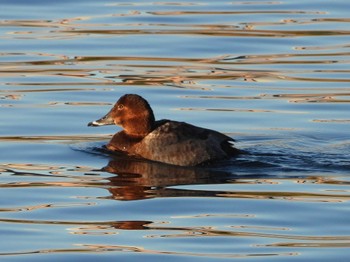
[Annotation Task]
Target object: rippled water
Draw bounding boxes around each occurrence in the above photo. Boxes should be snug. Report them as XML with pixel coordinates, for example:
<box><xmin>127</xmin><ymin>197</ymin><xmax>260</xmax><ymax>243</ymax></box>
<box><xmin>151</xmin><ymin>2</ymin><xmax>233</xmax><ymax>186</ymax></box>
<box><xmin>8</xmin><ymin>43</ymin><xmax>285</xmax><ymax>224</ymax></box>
<box><xmin>1</xmin><ymin>0</ymin><xmax>350</xmax><ymax>261</ymax></box>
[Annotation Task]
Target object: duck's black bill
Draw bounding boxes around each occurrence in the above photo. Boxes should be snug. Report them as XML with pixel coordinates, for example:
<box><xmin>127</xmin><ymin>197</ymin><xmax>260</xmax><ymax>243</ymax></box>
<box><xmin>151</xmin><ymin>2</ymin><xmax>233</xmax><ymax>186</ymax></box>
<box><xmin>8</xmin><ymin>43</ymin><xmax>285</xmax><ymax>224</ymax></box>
<box><xmin>88</xmin><ymin>121</ymin><xmax>102</xmax><ymax>127</ymax></box>
<box><xmin>87</xmin><ymin>113</ymin><xmax>114</xmax><ymax>127</ymax></box>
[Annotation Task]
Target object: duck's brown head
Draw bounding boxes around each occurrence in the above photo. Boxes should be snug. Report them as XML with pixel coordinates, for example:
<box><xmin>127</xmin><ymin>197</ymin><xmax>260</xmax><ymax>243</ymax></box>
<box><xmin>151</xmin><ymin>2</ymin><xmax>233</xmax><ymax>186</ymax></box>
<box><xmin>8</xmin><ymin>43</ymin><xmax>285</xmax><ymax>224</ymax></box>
<box><xmin>88</xmin><ymin>94</ymin><xmax>156</xmax><ymax>137</ymax></box>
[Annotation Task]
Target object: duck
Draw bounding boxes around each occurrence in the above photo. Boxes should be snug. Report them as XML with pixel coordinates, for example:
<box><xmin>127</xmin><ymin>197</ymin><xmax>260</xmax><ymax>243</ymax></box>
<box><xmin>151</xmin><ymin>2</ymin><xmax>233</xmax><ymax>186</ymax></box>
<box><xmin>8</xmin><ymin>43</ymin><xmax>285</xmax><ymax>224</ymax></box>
<box><xmin>88</xmin><ymin>94</ymin><xmax>240</xmax><ymax>166</ymax></box>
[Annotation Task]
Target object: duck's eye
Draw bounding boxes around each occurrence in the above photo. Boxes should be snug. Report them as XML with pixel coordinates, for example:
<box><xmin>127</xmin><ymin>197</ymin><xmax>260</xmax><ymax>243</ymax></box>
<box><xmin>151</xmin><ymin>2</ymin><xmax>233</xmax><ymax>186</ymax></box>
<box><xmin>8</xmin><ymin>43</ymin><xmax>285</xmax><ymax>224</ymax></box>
<box><xmin>117</xmin><ymin>104</ymin><xmax>124</xmax><ymax>110</ymax></box>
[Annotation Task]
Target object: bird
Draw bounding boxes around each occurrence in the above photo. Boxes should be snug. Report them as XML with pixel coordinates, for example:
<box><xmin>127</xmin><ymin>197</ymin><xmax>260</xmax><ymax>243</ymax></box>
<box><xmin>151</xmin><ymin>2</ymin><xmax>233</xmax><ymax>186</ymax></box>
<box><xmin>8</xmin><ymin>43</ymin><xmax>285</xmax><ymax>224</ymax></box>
<box><xmin>88</xmin><ymin>94</ymin><xmax>239</xmax><ymax>166</ymax></box>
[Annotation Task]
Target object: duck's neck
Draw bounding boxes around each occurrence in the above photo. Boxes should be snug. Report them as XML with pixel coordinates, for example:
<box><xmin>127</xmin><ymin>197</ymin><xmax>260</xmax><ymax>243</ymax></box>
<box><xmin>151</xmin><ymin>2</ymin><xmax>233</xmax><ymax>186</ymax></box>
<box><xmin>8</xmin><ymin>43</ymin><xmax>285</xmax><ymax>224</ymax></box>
<box><xmin>123</xmin><ymin>117</ymin><xmax>154</xmax><ymax>138</ymax></box>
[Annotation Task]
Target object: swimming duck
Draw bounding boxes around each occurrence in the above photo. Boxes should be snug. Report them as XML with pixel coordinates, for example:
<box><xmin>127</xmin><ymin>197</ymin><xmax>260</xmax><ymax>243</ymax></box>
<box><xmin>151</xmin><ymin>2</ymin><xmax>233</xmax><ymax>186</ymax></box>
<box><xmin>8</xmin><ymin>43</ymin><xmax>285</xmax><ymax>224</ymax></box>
<box><xmin>88</xmin><ymin>94</ymin><xmax>239</xmax><ymax>166</ymax></box>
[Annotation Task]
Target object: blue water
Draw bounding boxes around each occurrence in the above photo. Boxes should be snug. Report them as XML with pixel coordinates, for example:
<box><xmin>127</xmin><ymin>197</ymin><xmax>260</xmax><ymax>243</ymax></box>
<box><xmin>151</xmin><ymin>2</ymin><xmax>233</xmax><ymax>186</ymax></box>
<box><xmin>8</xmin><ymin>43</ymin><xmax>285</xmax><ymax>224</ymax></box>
<box><xmin>1</xmin><ymin>0</ymin><xmax>350</xmax><ymax>261</ymax></box>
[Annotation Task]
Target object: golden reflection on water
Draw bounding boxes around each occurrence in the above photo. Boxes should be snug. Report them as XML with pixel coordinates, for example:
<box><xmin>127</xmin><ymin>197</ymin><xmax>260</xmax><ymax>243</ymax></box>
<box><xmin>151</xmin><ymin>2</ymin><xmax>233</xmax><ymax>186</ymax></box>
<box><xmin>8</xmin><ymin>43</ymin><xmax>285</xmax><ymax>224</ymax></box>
<box><xmin>1</xmin><ymin>53</ymin><xmax>349</xmax><ymax>96</ymax></box>
<box><xmin>2</xmin><ymin>13</ymin><xmax>349</xmax><ymax>42</ymax></box>
<box><xmin>0</xmin><ymin>244</ymin><xmax>299</xmax><ymax>258</ymax></box>
<box><xmin>2</xmin><ymin>160</ymin><xmax>350</xmax><ymax>202</ymax></box>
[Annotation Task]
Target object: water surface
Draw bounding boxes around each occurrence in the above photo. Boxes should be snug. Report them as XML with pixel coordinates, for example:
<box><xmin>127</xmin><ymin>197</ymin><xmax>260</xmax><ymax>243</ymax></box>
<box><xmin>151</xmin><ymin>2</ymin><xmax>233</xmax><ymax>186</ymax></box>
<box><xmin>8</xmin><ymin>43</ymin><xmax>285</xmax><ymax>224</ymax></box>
<box><xmin>1</xmin><ymin>0</ymin><xmax>350</xmax><ymax>261</ymax></box>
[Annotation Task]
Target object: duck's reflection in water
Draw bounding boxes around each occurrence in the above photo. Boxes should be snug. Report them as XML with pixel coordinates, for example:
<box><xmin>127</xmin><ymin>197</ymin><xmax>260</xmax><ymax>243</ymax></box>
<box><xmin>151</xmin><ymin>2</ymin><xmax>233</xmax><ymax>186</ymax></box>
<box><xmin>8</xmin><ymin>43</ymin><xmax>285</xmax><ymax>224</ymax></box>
<box><xmin>101</xmin><ymin>157</ymin><xmax>237</xmax><ymax>201</ymax></box>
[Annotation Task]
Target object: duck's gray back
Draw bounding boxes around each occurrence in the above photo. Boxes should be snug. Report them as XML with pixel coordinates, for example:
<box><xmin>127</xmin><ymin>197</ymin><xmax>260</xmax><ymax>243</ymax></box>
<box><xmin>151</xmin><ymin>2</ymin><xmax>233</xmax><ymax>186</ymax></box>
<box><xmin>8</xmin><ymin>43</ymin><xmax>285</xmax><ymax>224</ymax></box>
<box><xmin>135</xmin><ymin>120</ymin><xmax>235</xmax><ymax>166</ymax></box>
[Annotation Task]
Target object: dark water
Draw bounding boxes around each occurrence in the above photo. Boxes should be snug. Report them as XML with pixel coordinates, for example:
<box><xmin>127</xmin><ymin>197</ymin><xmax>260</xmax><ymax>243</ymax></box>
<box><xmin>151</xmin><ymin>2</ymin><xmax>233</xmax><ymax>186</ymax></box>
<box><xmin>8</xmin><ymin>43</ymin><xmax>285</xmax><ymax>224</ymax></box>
<box><xmin>1</xmin><ymin>0</ymin><xmax>350</xmax><ymax>261</ymax></box>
